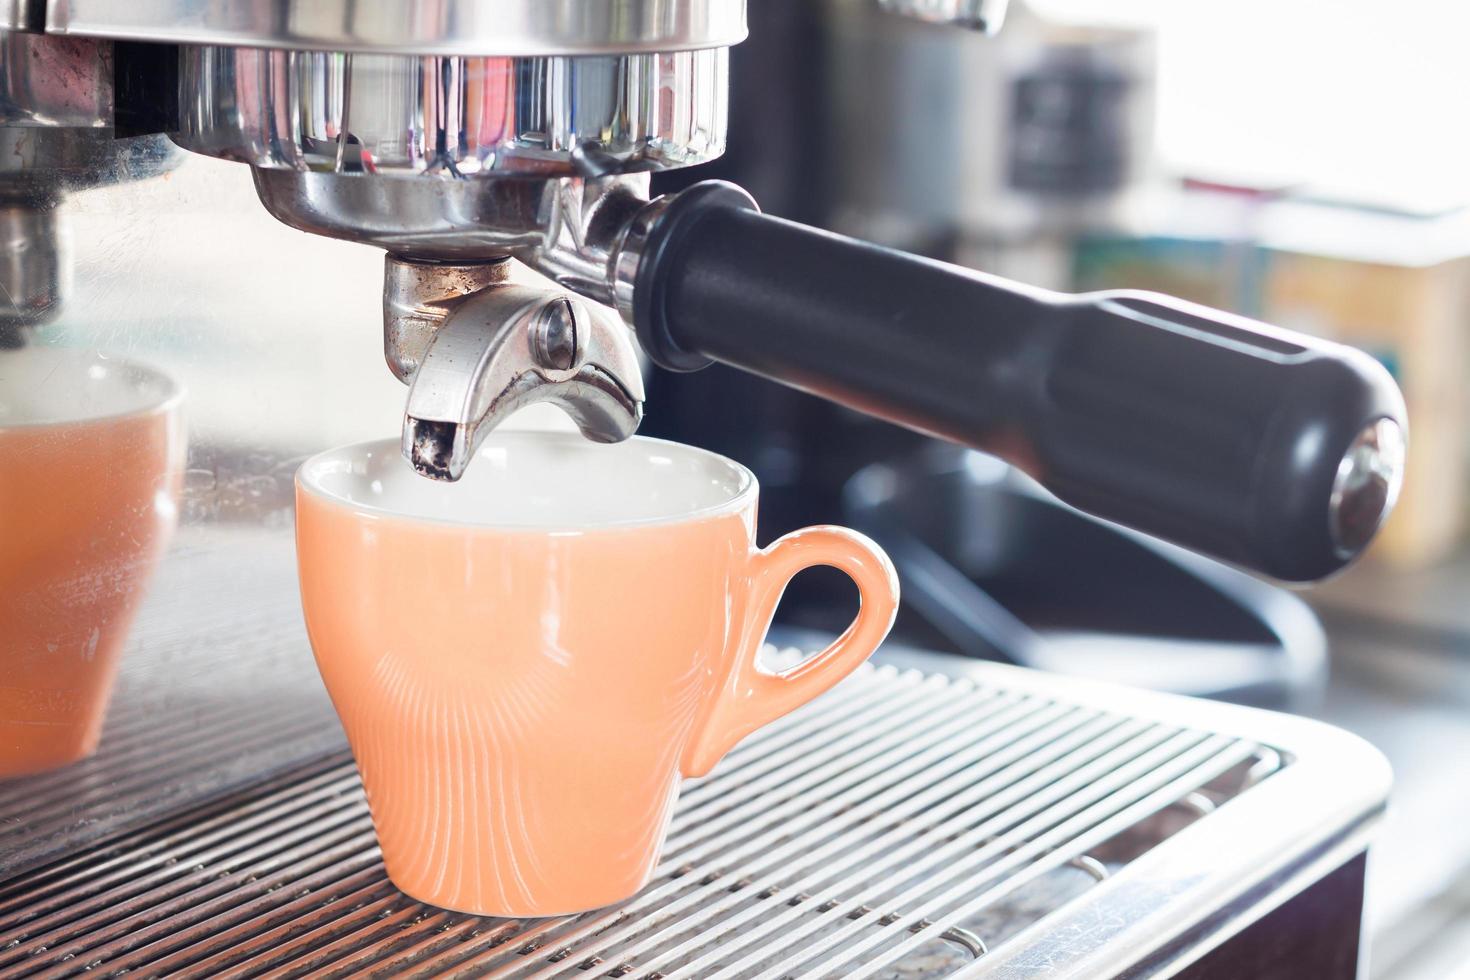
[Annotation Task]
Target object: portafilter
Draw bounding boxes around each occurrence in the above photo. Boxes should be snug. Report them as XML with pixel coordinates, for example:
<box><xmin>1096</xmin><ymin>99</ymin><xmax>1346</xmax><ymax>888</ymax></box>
<box><xmin>44</xmin><ymin>0</ymin><xmax>1404</xmax><ymax>583</ymax></box>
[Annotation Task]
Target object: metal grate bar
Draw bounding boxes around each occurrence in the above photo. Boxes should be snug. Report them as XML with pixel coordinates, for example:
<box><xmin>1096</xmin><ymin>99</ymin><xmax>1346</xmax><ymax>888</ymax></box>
<box><xmin>665</xmin><ymin>690</ymin><xmax>1032</xmax><ymax>867</ymax></box>
<box><xmin>665</xmin><ymin>674</ymin><xmax>984</xmax><ymax>838</ymax></box>
<box><xmin>0</xmin><ymin>704</ymin><xmax>327</xmax><ymax>830</ymax></box>
<box><xmin>677</xmin><ymin>666</ymin><xmax>935</xmax><ymax>800</ymax></box>
<box><xmin>0</xmin><ymin>755</ymin><xmax>350</xmax><ymax>916</ymax></box>
<box><xmin>660</xmin><ymin>723</ymin><xmax>1191</xmax><ymax>980</ymax></box>
<box><xmin>290</xmin><ymin>902</ymin><xmax>505</xmax><ymax>980</ymax></box>
<box><xmin>431</xmin><ymin>697</ymin><xmax>1074</xmax><ymax>978</ymax></box>
<box><xmin>4</xmin><ymin>669</ymin><xmax>941</xmax><ymax>979</ymax></box>
<box><xmin>0</xmin><ymin>709</ymin><xmax>340</xmax><ymax>866</ymax></box>
<box><xmin>254</xmin><ymin>897</ymin><xmax>458</xmax><ymax>980</ymax></box>
<box><xmin>1</xmin><ymin>768</ymin><xmax>367</xmax><ymax>949</ymax></box>
<box><xmin>140</xmin><ymin>865</ymin><xmax>400</xmax><ymax>978</ymax></box>
<box><xmin>28</xmin><ymin>829</ymin><xmax>381</xmax><ymax>980</ymax></box>
<box><xmin>94</xmin><ymin>669</ymin><xmax>940</xmax><ymax>980</ymax></box>
<box><xmin>579</xmin><ymin>712</ymin><xmax>1136</xmax><ymax>980</ymax></box>
<box><xmin>0</xmin><ymin>763</ymin><xmax>360</xmax><ymax>927</ymax></box>
<box><xmin>31</xmin><ymin>853</ymin><xmax>392</xmax><ymax>980</ymax></box>
<box><xmin>2</xmin><ymin>789</ymin><xmax>374</xmax><ymax>965</ymax></box>
<box><xmin>9</xmin><ymin>826</ymin><xmax>382</xmax><ymax>976</ymax></box>
<box><xmin>510</xmin><ymin>704</ymin><xmax>1100</xmax><ymax>976</ymax></box>
<box><xmin>0</xmin><ymin>666</ymin><xmax>1272</xmax><ymax>980</ymax></box>
<box><xmin>253</xmin><ymin>680</ymin><xmax>1029</xmax><ymax>979</ymax></box>
<box><xmin>846</xmin><ymin>739</ymin><xmax>1259</xmax><ymax>979</ymax></box>
<box><xmin>677</xmin><ymin>664</ymin><xmax>913</xmax><ymax>799</ymax></box>
<box><xmin>763</xmin><ymin>735</ymin><xmax>1254</xmax><ymax>979</ymax></box>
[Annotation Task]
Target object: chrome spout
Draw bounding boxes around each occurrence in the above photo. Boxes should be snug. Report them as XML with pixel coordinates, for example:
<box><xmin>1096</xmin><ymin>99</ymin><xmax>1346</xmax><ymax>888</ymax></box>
<box><xmin>391</xmin><ymin>265</ymin><xmax>644</xmax><ymax>482</ymax></box>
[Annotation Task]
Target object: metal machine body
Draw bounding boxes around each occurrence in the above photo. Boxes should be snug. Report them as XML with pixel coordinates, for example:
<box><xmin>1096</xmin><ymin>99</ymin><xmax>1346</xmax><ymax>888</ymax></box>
<box><xmin>158</xmin><ymin>6</ymin><xmax>733</xmax><ymax>481</ymax></box>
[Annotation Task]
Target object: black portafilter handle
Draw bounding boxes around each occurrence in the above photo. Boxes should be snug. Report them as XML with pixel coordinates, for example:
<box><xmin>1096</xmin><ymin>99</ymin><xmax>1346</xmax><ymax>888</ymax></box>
<box><xmin>631</xmin><ymin>181</ymin><xmax>1407</xmax><ymax>583</ymax></box>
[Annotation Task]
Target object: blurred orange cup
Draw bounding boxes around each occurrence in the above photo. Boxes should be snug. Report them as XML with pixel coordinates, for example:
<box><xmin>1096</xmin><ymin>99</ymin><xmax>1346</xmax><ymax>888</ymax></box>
<box><xmin>296</xmin><ymin>433</ymin><xmax>899</xmax><ymax>917</ymax></box>
<box><xmin>0</xmin><ymin>349</ymin><xmax>184</xmax><ymax>777</ymax></box>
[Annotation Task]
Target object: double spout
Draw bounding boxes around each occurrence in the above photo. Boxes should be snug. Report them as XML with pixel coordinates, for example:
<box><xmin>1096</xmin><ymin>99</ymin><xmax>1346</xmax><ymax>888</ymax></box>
<box><xmin>383</xmin><ymin>256</ymin><xmax>644</xmax><ymax>482</ymax></box>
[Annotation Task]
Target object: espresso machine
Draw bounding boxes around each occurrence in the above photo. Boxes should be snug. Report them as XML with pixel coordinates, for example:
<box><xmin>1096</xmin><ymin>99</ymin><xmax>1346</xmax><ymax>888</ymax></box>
<box><xmin>2</xmin><ymin>0</ymin><xmax>1405</xmax><ymax>580</ymax></box>
<box><xmin>0</xmin><ymin>2</ymin><xmax>1406</xmax><ymax>976</ymax></box>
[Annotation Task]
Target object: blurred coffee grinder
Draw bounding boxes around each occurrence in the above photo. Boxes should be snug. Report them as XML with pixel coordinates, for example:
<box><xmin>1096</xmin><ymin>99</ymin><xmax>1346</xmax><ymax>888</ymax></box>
<box><xmin>829</xmin><ymin>0</ymin><xmax>1156</xmax><ymax>282</ymax></box>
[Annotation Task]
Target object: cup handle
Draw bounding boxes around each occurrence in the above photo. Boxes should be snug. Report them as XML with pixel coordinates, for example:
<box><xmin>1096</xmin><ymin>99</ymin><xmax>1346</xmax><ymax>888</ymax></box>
<box><xmin>681</xmin><ymin>526</ymin><xmax>900</xmax><ymax>778</ymax></box>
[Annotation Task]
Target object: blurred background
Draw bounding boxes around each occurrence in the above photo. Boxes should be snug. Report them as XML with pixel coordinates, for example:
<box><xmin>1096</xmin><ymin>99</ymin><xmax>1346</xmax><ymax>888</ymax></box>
<box><xmin>641</xmin><ymin>2</ymin><xmax>1470</xmax><ymax>976</ymax></box>
<box><xmin>4</xmin><ymin>1</ymin><xmax>1468</xmax><ymax>975</ymax></box>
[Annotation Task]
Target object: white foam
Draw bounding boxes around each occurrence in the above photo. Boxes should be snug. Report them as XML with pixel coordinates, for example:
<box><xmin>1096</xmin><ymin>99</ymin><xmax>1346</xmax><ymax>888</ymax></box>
<box><xmin>0</xmin><ymin>348</ymin><xmax>180</xmax><ymax>427</ymax></box>
<box><xmin>298</xmin><ymin>432</ymin><xmax>756</xmax><ymax>530</ymax></box>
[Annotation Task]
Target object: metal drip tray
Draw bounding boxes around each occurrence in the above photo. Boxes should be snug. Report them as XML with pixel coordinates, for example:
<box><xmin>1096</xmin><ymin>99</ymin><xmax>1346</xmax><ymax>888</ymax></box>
<box><xmin>0</xmin><ymin>659</ymin><xmax>1385</xmax><ymax>978</ymax></box>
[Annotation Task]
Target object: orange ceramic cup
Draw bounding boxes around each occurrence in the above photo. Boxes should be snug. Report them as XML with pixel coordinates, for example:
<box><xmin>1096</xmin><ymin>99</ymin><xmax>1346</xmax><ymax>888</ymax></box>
<box><xmin>0</xmin><ymin>348</ymin><xmax>184</xmax><ymax>777</ymax></box>
<box><xmin>296</xmin><ymin>432</ymin><xmax>899</xmax><ymax>917</ymax></box>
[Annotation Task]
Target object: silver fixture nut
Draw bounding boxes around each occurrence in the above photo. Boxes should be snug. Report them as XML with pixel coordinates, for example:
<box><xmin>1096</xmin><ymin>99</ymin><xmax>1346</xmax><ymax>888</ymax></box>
<box><xmin>532</xmin><ymin>298</ymin><xmax>582</xmax><ymax>371</ymax></box>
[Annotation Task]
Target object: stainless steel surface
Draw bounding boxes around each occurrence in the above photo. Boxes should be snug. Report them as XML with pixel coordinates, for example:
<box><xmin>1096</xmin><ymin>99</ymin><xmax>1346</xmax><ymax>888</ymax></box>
<box><xmin>1331</xmin><ymin>417</ymin><xmax>1407</xmax><ymax>560</ymax></box>
<box><xmin>0</xmin><ymin>203</ymin><xmax>64</xmax><ymax>339</ymax></box>
<box><xmin>609</xmin><ymin>190</ymin><xmax>674</xmax><ymax>324</ymax></box>
<box><xmin>2</xmin><ymin>0</ymin><xmax>30</xmax><ymax>31</ymax></box>
<box><xmin>0</xmin><ymin>30</ymin><xmax>179</xmax><ymax>191</ymax></box>
<box><xmin>46</xmin><ymin>0</ymin><xmax>748</xmax><ymax>56</ymax></box>
<box><xmin>176</xmin><ymin>45</ymin><xmax>729</xmax><ymax>180</ymax></box>
<box><xmin>528</xmin><ymin>177</ymin><xmax>659</xmax><ymax>309</ymax></box>
<box><xmin>877</xmin><ymin>0</ymin><xmax>1010</xmax><ymax>33</ymax></box>
<box><xmin>252</xmin><ymin>169</ymin><xmax>554</xmax><ymax>261</ymax></box>
<box><xmin>367</xmin><ymin>175</ymin><xmax>652</xmax><ymax>477</ymax></box>
<box><xmin>0</xmin><ymin>30</ymin><xmax>110</xmax><ymax>129</ymax></box>
<box><xmin>531</xmin><ymin>296</ymin><xmax>580</xmax><ymax>370</ymax></box>
<box><xmin>252</xmin><ymin>168</ymin><xmax>656</xmax><ymax>473</ymax></box>
<box><xmin>257</xmin><ymin>170</ymin><xmax>654</xmax><ymax>280</ymax></box>
<box><xmin>383</xmin><ymin>257</ymin><xmax>512</xmax><ymax>382</ymax></box>
<box><xmin>0</xmin><ymin>126</ymin><xmax>178</xmax><ymax>193</ymax></box>
<box><xmin>401</xmin><ymin>279</ymin><xmax>644</xmax><ymax>480</ymax></box>
<box><xmin>0</xmin><ymin>528</ymin><xmax>344</xmax><ymax>876</ymax></box>
<box><xmin>0</xmin><ymin>655</ymin><xmax>1385</xmax><ymax>977</ymax></box>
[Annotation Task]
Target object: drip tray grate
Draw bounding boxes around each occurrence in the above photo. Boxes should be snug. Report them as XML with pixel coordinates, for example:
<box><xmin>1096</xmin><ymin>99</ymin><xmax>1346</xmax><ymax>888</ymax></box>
<box><xmin>0</xmin><ymin>662</ymin><xmax>1336</xmax><ymax>979</ymax></box>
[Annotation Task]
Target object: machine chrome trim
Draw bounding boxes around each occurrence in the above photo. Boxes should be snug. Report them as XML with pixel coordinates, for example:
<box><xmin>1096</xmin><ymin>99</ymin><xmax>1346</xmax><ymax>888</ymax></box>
<box><xmin>1330</xmin><ymin>417</ymin><xmax>1406</xmax><ymax>560</ymax></box>
<box><xmin>247</xmin><ymin>172</ymin><xmax>652</xmax><ymax>272</ymax></box>
<box><xmin>0</xmin><ymin>30</ymin><xmax>111</xmax><ymax>129</ymax></box>
<box><xmin>46</xmin><ymin>0</ymin><xmax>748</xmax><ymax>56</ymax></box>
<box><xmin>175</xmin><ymin>45</ymin><xmax>729</xmax><ymax>179</ymax></box>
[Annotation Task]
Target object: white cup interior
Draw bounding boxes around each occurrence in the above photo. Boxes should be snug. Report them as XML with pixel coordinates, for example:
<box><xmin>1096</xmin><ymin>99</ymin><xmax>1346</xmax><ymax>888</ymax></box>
<box><xmin>298</xmin><ymin>432</ymin><xmax>756</xmax><ymax>529</ymax></box>
<box><xmin>0</xmin><ymin>348</ymin><xmax>181</xmax><ymax>427</ymax></box>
